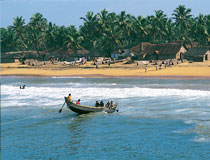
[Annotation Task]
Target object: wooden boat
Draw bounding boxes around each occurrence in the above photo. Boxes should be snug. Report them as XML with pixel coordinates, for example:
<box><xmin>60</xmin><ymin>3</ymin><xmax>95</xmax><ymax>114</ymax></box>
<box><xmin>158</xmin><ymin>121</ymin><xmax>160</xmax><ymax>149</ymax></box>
<box><xmin>64</xmin><ymin>97</ymin><xmax>118</xmax><ymax>114</ymax></box>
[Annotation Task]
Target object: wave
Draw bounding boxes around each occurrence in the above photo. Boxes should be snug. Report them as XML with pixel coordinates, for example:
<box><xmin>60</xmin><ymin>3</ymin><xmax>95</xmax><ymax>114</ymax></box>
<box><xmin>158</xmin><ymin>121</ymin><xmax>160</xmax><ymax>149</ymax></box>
<box><xmin>2</xmin><ymin>83</ymin><xmax>210</xmax><ymax>143</ymax></box>
<box><xmin>1</xmin><ymin>85</ymin><xmax>210</xmax><ymax>108</ymax></box>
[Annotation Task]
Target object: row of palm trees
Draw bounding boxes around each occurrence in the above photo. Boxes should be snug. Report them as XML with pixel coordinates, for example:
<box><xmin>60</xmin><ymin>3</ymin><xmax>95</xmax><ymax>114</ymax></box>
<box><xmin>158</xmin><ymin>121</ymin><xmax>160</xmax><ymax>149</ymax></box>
<box><xmin>1</xmin><ymin>5</ymin><xmax>210</xmax><ymax>58</ymax></box>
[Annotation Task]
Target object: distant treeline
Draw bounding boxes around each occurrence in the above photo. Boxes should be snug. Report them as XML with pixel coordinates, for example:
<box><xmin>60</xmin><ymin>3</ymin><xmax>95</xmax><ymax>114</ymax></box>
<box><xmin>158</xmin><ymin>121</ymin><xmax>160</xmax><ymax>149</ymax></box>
<box><xmin>1</xmin><ymin>5</ymin><xmax>210</xmax><ymax>57</ymax></box>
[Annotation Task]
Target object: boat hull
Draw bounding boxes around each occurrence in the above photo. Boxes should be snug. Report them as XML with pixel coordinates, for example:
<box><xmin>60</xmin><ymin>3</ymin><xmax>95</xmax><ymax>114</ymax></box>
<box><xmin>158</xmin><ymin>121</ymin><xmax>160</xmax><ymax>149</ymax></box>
<box><xmin>64</xmin><ymin>97</ymin><xmax>117</xmax><ymax>114</ymax></box>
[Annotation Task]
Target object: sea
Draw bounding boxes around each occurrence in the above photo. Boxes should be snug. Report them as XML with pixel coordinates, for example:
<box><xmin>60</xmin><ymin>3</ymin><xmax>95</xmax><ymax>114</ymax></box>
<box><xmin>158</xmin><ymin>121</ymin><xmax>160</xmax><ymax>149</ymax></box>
<box><xmin>1</xmin><ymin>76</ymin><xmax>210</xmax><ymax>160</ymax></box>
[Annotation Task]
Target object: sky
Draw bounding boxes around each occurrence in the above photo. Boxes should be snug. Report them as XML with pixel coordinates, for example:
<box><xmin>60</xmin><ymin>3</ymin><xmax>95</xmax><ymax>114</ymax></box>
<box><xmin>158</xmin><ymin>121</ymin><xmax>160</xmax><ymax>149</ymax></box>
<box><xmin>1</xmin><ymin>0</ymin><xmax>210</xmax><ymax>28</ymax></box>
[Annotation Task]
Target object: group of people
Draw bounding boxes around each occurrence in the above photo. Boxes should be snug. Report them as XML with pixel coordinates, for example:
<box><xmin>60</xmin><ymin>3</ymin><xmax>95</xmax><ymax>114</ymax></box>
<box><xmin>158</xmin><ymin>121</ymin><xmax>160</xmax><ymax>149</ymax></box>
<box><xmin>67</xmin><ymin>94</ymin><xmax>80</xmax><ymax>105</ymax></box>
<box><xmin>95</xmin><ymin>100</ymin><xmax>114</xmax><ymax>108</ymax></box>
<box><xmin>95</xmin><ymin>101</ymin><xmax>104</xmax><ymax>107</ymax></box>
<box><xmin>67</xmin><ymin>93</ymin><xmax>114</xmax><ymax>108</ymax></box>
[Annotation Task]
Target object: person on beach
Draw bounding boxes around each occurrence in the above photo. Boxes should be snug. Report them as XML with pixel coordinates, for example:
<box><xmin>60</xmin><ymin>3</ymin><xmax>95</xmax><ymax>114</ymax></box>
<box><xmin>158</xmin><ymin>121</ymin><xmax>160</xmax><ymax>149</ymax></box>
<box><xmin>155</xmin><ymin>63</ymin><xmax>158</xmax><ymax>70</ymax></box>
<box><xmin>68</xmin><ymin>94</ymin><xmax>72</xmax><ymax>102</ymax></box>
<box><xmin>145</xmin><ymin>65</ymin><xmax>147</xmax><ymax>72</ymax></box>
<box><xmin>165</xmin><ymin>63</ymin><xmax>167</xmax><ymax>69</ymax></box>
<box><xmin>76</xmin><ymin>99</ymin><xmax>80</xmax><ymax>105</ymax></box>
<box><xmin>96</xmin><ymin>62</ymin><xmax>98</xmax><ymax>69</ymax></box>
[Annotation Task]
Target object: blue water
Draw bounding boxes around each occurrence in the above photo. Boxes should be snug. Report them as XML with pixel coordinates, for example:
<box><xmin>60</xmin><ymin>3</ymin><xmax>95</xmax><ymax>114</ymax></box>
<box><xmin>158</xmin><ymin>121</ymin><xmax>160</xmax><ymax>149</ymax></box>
<box><xmin>1</xmin><ymin>77</ymin><xmax>210</xmax><ymax>160</ymax></box>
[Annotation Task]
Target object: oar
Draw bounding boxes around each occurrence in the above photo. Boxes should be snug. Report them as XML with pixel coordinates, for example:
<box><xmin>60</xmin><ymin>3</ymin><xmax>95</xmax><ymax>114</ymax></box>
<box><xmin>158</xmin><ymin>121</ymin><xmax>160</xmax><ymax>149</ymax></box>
<box><xmin>59</xmin><ymin>102</ymin><xmax>66</xmax><ymax>113</ymax></box>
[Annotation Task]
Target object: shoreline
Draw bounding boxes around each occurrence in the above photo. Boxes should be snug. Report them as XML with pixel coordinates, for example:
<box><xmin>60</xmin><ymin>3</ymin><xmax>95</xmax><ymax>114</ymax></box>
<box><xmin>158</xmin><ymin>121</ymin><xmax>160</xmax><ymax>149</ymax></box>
<box><xmin>1</xmin><ymin>61</ymin><xmax>210</xmax><ymax>79</ymax></box>
<box><xmin>2</xmin><ymin>74</ymin><xmax>210</xmax><ymax>80</ymax></box>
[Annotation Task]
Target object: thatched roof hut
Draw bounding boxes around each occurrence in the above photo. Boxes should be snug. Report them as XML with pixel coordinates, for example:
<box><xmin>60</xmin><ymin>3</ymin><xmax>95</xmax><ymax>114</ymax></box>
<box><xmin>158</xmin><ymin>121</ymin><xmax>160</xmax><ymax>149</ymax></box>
<box><xmin>1</xmin><ymin>51</ymin><xmax>44</xmax><ymax>63</ymax></box>
<box><xmin>130</xmin><ymin>42</ymin><xmax>187</xmax><ymax>60</ymax></box>
<box><xmin>184</xmin><ymin>47</ymin><xmax>210</xmax><ymax>62</ymax></box>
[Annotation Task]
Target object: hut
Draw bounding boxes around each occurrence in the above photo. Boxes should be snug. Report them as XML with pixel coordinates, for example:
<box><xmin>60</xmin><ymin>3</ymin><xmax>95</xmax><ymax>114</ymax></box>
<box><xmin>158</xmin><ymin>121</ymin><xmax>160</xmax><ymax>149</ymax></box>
<box><xmin>1</xmin><ymin>51</ymin><xmax>40</xmax><ymax>63</ymax></box>
<box><xmin>130</xmin><ymin>42</ymin><xmax>187</xmax><ymax>60</ymax></box>
<box><xmin>184</xmin><ymin>47</ymin><xmax>210</xmax><ymax>62</ymax></box>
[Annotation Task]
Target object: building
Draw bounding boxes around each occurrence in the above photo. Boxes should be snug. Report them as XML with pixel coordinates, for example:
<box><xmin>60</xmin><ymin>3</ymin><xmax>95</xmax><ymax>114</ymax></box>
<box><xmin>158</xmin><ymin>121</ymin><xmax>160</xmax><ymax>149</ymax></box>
<box><xmin>184</xmin><ymin>47</ymin><xmax>210</xmax><ymax>62</ymax></box>
<box><xmin>1</xmin><ymin>51</ymin><xmax>40</xmax><ymax>63</ymax></box>
<box><xmin>130</xmin><ymin>42</ymin><xmax>187</xmax><ymax>60</ymax></box>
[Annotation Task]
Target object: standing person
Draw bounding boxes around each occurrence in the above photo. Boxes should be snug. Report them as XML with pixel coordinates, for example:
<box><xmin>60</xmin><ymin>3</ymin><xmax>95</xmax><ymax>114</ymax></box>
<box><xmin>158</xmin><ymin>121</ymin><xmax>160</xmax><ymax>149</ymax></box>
<box><xmin>155</xmin><ymin>63</ymin><xmax>158</xmax><ymax>70</ymax></box>
<box><xmin>76</xmin><ymin>99</ymin><xmax>80</xmax><ymax>105</ymax></box>
<box><xmin>145</xmin><ymin>65</ymin><xmax>147</xmax><ymax>72</ymax></box>
<box><xmin>68</xmin><ymin>94</ymin><xmax>72</xmax><ymax>102</ymax></box>
<box><xmin>96</xmin><ymin>62</ymin><xmax>98</xmax><ymax>69</ymax></box>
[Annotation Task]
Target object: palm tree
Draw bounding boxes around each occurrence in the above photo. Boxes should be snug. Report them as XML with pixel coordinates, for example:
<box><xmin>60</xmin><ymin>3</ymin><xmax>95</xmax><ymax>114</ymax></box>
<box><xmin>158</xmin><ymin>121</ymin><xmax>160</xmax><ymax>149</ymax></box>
<box><xmin>205</xmin><ymin>15</ymin><xmax>210</xmax><ymax>45</ymax></box>
<box><xmin>27</xmin><ymin>13</ymin><xmax>48</xmax><ymax>59</ymax></box>
<box><xmin>45</xmin><ymin>22</ymin><xmax>57</xmax><ymax>51</ymax></box>
<box><xmin>172</xmin><ymin>5</ymin><xmax>192</xmax><ymax>40</ymax></box>
<box><xmin>133</xmin><ymin>16</ymin><xmax>148</xmax><ymax>43</ymax></box>
<box><xmin>2</xmin><ymin>6</ymin><xmax>210</xmax><ymax>59</ymax></box>
<box><xmin>11</xmin><ymin>16</ymin><xmax>28</xmax><ymax>50</ymax></box>
<box><xmin>64</xmin><ymin>26</ymin><xmax>84</xmax><ymax>52</ymax></box>
<box><xmin>154</xmin><ymin>10</ymin><xmax>168</xmax><ymax>42</ymax></box>
<box><xmin>116</xmin><ymin>11</ymin><xmax>132</xmax><ymax>45</ymax></box>
<box><xmin>80</xmin><ymin>11</ymin><xmax>99</xmax><ymax>51</ymax></box>
<box><xmin>164</xmin><ymin>19</ymin><xmax>176</xmax><ymax>42</ymax></box>
<box><xmin>1</xmin><ymin>27</ymin><xmax>16</xmax><ymax>52</ymax></box>
<box><xmin>97</xmin><ymin>10</ymin><xmax>122</xmax><ymax>55</ymax></box>
<box><xmin>146</xmin><ymin>10</ymin><xmax>168</xmax><ymax>43</ymax></box>
<box><xmin>196</xmin><ymin>14</ymin><xmax>210</xmax><ymax>45</ymax></box>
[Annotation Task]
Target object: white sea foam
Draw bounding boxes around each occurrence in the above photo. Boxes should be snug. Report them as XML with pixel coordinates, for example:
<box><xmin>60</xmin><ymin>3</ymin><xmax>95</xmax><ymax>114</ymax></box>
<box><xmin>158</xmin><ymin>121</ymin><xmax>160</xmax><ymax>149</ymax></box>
<box><xmin>2</xmin><ymin>85</ymin><xmax>210</xmax><ymax>108</ymax></box>
<box><xmin>2</xmin><ymin>83</ymin><xmax>210</xmax><ymax>143</ymax></box>
<box><xmin>174</xmin><ymin>108</ymin><xmax>190</xmax><ymax>113</ymax></box>
<box><xmin>185</xmin><ymin>120</ymin><xmax>197</xmax><ymax>124</ymax></box>
<box><xmin>193</xmin><ymin>136</ymin><xmax>210</xmax><ymax>143</ymax></box>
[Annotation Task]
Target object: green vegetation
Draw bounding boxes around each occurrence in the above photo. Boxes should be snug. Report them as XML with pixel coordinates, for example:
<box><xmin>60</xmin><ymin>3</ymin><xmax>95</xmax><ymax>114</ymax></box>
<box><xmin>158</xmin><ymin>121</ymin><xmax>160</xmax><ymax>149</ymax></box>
<box><xmin>1</xmin><ymin>5</ymin><xmax>210</xmax><ymax>57</ymax></box>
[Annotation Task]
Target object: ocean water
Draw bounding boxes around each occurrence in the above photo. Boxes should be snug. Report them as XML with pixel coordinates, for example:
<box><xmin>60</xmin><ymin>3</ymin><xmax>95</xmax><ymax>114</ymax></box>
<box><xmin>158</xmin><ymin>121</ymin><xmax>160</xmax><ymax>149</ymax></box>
<box><xmin>1</xmin><ymin>76</ymin><xmax>210</xmax><ymax>160</ymax></box>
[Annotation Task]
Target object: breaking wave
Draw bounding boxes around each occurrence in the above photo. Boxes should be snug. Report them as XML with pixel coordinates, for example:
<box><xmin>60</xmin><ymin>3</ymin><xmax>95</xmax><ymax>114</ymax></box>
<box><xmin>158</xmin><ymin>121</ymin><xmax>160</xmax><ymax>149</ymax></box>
<box><xmin>2</xmin><ymin>82</ymin><xmax>210</xmax><ymax>143</ymax></box>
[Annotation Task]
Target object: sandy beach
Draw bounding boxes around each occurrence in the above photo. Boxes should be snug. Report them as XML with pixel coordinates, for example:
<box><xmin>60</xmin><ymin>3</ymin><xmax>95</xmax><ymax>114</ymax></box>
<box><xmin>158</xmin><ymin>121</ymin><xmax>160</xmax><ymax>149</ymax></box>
<box><xmin>1</xmin><ymin>61</ymin><xmax>210</xmax><ymax>79</ymax></box>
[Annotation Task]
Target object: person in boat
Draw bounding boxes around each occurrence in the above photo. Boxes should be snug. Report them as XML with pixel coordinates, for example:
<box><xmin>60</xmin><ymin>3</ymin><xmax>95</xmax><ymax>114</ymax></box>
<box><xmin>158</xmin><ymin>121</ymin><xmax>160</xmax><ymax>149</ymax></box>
<box><xmin>110</xmin><ymin>101</ymin><xmax>114</xmax><ymax>108</ymax></box>
<box><xmin>100</xmin><ymin>101</ymin><xmax>104</xmax><ymax>107</ymax></box>
<box><xmin>68</xmin><ymin>94</ymin><xmax>72</xmax><ymax>102</ymax></box>
<box><xmin>105</xmin><ymin>101</ymin><xmax>110</xmax><ymax>108</ymax></box>
<box><xmin>95</xmin><ymin>101</ymin><xmax>100</xmax><ymax>107</ymax></box>
<box><xmin>76</xmin><ymin>99</ymin><xmax>80</xmax><ymax>105</ymax></box>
